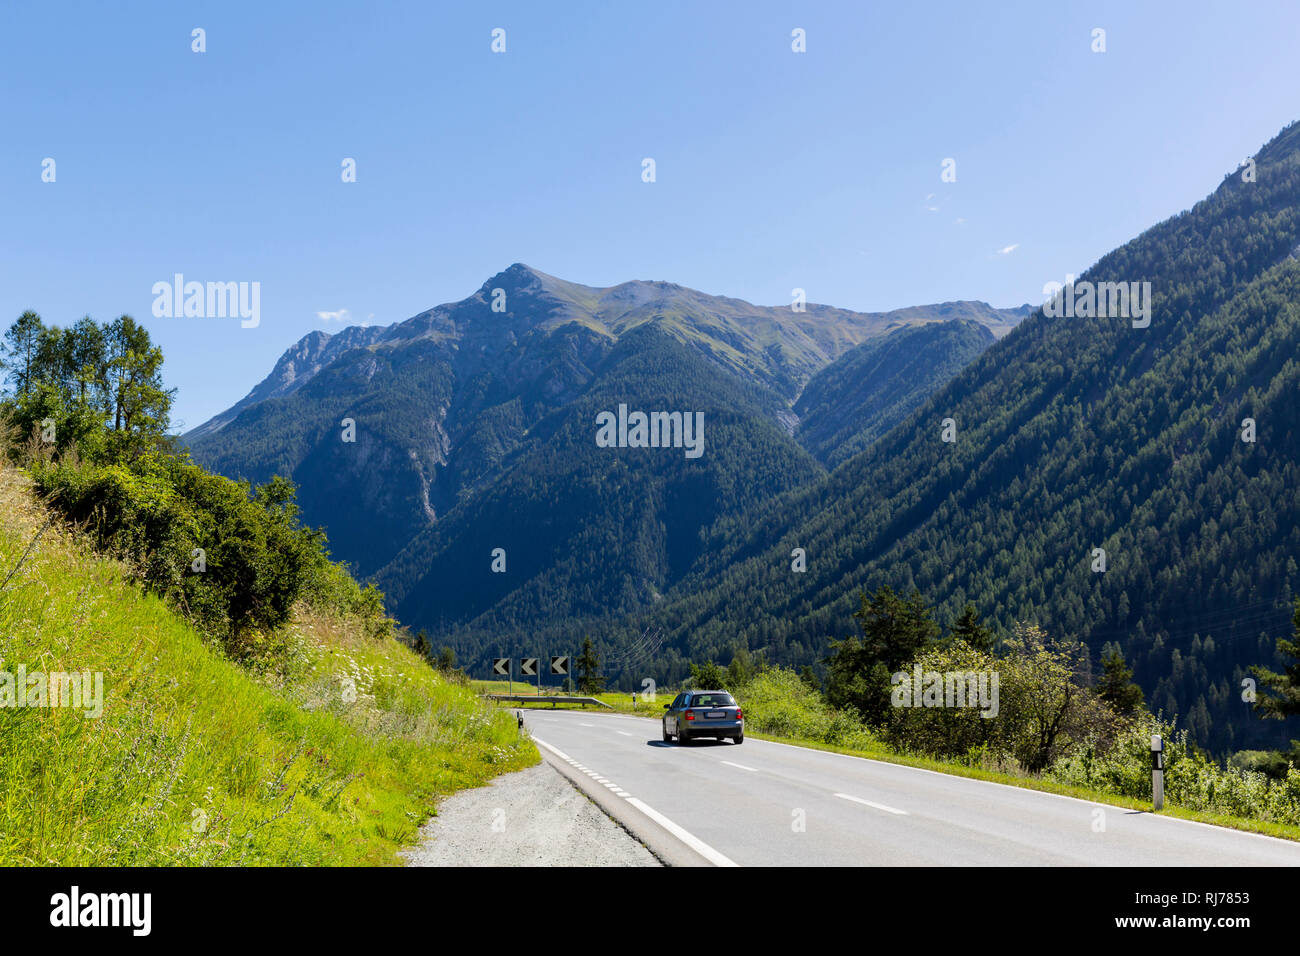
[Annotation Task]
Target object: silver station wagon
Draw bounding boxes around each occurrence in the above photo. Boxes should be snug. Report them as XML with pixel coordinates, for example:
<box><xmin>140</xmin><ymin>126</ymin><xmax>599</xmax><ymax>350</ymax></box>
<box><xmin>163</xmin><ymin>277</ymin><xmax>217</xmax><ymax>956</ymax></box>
<box><xmin>662</xmin><ymin>690</ymin><xmax>744</xmax><ymax>745</ymax></box>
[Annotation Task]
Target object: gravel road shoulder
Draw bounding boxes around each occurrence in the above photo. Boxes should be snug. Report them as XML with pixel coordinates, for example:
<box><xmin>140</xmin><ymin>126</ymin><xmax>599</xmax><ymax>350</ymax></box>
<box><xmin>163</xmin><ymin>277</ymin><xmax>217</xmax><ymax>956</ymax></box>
<box><xmin>402</xmin><ymin>761</ymin><xmax>661</xmax><ymax>867</ymax></box>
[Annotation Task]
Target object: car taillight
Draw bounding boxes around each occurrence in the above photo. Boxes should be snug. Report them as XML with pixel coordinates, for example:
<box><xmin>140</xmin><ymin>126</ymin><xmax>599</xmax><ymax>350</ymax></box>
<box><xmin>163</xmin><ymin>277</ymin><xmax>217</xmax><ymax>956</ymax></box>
<box><xmin>735</xmin><ymin>709</ymin><xmax>743</xmax><ymax>720</ymax></box>
<box><xmin>685</xmin><ymin>710</ymin><xmax>695</xmax><ymax>720</ymax></box>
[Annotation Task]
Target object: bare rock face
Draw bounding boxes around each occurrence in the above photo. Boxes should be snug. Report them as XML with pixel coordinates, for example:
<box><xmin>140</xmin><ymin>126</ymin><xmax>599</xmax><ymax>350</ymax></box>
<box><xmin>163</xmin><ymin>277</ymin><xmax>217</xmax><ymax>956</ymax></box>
<box><xmin>185</xmin><ymin>325</ymin><xmax>387</xmax><ymax>441</ymax></box>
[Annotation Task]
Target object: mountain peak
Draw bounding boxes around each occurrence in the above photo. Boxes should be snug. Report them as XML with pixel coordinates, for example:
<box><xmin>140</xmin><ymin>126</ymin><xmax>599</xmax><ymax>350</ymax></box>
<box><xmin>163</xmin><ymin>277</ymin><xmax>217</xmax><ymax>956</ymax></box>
<box><xmin>479</xmin><ymin>262</ymin><xmax>538</xmax><ymax>291</ymax></box>
<box><xmin>187</xmin><ymin>268</ymin><xmax>1033</xmax><ymax>443</ymax></box>
<box><xmin>481</xmin><ymin>262</ymin><xmax>562</xmax><ymax>289</ymax></box>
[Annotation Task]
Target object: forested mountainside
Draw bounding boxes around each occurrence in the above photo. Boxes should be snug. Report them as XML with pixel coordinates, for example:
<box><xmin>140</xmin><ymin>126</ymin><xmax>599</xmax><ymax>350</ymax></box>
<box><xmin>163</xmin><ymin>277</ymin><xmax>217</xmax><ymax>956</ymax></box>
<box><xmin>188</xmin><ymin>264</ymin><xmax>1020</xmax><ymax>583</ymax></box>
<box><xmin>622</xmin><ymin>120</ymin><xmax>1300</xmax><ymax>755</ymax></box>
<box><xmin>795</xmin><ymin>318</ymin><xmax>999</xmax><ymax>467</ymax></box>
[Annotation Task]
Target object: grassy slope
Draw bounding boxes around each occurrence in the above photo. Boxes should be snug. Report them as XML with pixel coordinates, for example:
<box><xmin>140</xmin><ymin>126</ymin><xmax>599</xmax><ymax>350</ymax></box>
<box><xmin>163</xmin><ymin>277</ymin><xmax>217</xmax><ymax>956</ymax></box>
<box><xmin>0</xmin><ymin>466</ymin><xmax>537</xmax><ymax>866</ymax></box>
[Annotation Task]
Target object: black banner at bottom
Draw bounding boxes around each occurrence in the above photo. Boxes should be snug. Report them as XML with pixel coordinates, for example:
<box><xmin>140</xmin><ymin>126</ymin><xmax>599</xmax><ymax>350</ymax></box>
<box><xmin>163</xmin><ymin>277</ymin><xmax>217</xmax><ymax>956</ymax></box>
<box><xmin>0</xmin><ymin>865</ymin><xmax>1286</xmax><ymax>943</ymax></box>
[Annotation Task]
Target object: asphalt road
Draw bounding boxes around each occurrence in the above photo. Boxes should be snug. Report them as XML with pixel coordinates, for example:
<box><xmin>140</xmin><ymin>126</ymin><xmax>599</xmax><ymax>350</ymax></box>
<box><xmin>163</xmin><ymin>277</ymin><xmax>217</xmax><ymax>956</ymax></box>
<box><xmin>523</xmin><ymin>709</ymin><xmax>1300</xmax><ymax>866</ymax></box>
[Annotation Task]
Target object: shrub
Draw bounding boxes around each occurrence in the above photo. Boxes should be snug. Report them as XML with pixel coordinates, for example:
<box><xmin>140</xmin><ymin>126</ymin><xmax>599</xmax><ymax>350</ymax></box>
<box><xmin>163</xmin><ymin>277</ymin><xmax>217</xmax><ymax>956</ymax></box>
<box><xmin>994</xmin><ymin>623</ymin><xmax>1120</xmax><ymax>772</ymax></box>
<box><xmin>881</xmin><ymin>626</ymin><xmax>1120</xmax><ymax>771</ymax></box>
<box><xmin>1047</xmin><ymin>718</ymin><xmax>1300</xmax><ymax>826</ymax></box>
<box><xmin>883</xmin><ymin>640</ymin><xmax>1001</xmax><ymax>759</ymax></box>
<box><xmin>1230</xmin><ymin>750</ymin><xmax>1292</xmax><ymax>780</ymax></box>
<box><xmin>29</xmin><ymin>453</ymin><xmax>385</xmax><ymax>663</ymax></box>
<box><xmin>737</xmin><ymin>667</ymin><xmax>875</xmax><ymax>749</ymax></box>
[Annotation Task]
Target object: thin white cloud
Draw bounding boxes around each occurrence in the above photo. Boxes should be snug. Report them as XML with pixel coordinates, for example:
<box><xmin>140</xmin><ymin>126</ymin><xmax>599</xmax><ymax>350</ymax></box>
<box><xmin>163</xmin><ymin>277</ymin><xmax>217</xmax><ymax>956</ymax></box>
<box><xmin>317</xmin><ymin>308</ymin><xmax>353</xmax><ymax>323</ymax></box>
<box><xmin>996</xmin><ymin>243</ymin><xmax>1019</xmax><ymax>255</ymax></box>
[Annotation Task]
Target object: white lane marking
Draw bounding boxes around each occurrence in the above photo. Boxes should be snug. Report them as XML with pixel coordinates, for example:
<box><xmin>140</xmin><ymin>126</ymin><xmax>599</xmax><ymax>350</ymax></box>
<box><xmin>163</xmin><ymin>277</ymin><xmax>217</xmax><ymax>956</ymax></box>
<box><xmin>533</xmin><ymin>736</ymin><xmax>738</xmax><ymax>867</ymax></box>
<box><xmin>617</xmin><ymin>731</ymin><xmax>634</xmax><ymax>736</ymax></box>
<box><xmin>743</xmin><ymin>736</ymin><xmax>1300</xmax><ymax>850</ymax></box>
<box><xmin>579</xmin><ymin>723</ymin><xmax>595</xmax><ymax>727</ymax></box>
<box><xmin>835</xmin><ymin>792</ymin><xmax>908</xmax><ymax>815</ymax></box>
<box><xmin>535</xmin><ymin>739</ymin><xmax>577</xmax><ymax>762</ymax></box>
<box><xmin>721</xmin><ymin>760</ymin><xmax>758</xmax><ymax>772</ymax></box>
<box><xmin>540</xmin><ymin>711</ymin><xmax>1300</xmax><ymax>851</ymax></box>
<box><xmin>624</xmin><ymin>797</ymin><xmax>739</xmax><ymax>867</ymax></box>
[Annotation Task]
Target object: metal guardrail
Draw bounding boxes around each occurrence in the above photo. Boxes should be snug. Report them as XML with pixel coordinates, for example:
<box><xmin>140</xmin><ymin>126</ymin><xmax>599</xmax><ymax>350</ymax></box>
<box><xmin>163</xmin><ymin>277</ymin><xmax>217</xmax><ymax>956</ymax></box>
<box><xmin>486</xmin><ymin>694</ymin><xmax>613</xmax><ymax>709</ymax></box>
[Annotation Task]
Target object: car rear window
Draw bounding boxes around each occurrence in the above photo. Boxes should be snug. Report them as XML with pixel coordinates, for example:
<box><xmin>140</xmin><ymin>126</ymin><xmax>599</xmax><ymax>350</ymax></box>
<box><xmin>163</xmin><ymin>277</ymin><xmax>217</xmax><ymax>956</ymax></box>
<box><xmin>690</xmin><ymin>693</ymin><xmax>735</xmax><ymax>707</ymax></box>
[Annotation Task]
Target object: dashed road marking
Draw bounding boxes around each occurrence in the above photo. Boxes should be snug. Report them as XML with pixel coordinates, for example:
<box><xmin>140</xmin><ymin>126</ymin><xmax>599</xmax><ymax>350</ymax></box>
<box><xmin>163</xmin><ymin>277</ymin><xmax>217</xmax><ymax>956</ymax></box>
<box><xmin>835</xmin><ymin>792</ymin><xmax>908</xmax><ymax>815</ymax></box>
<box><xmin>721</xmin><ymin>760</ymin><xmax>758</xmax><ymax>772</ymax></box>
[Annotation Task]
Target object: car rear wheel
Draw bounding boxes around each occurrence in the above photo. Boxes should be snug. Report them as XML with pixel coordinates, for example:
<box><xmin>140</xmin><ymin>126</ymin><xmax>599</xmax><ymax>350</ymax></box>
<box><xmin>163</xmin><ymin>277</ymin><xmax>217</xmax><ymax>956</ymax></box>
<box><xmin>734</xmin><ymin>732</ymin><xmax>744</xmax><ymax>744</ymax></box>
<box><xmin>662</xmin><ymin>724</ymin><xmax>671</xmax><ymax>742</ymax></box>
<box><xmin>679</xmin><ymin>728</ymin><xmax>690</xmax><ymax>746</ymax></box>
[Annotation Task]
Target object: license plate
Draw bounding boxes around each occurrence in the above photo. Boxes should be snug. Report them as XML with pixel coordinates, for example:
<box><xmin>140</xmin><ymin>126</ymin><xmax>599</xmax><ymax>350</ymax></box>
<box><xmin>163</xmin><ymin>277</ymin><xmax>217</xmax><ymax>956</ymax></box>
<box><xmin>706</xmin><ymin>710</ymin><xmax>726</xmax><ymax>718</ymax></box>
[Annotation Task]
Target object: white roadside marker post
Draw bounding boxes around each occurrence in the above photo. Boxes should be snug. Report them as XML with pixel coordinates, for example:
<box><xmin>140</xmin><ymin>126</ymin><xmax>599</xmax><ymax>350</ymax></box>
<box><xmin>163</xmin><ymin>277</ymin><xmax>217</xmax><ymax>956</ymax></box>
<box><xmin>1151</xmin><ymin>734</ymin><xmax>1164</xmax><ymax>811</ymax></box>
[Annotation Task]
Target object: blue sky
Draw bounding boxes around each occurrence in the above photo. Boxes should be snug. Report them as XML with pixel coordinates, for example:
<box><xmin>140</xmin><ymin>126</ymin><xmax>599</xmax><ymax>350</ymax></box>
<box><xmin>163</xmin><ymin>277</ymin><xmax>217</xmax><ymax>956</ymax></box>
<box><xmin>3</xmin><ymin>0</ymin><xmax>1299</xmax><ymax>430</ymax></box>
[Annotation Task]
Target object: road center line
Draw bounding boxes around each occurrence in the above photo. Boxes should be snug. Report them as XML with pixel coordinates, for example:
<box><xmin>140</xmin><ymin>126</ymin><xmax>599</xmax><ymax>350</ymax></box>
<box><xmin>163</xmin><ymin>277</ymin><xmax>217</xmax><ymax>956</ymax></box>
<box><xmin>721</xmin><ymin>760</ymin><xmax>758</xmax><ymax>772</ymax></box>
<box><xmin>835</xmin><ymin>792</ymin><xmax>908</xmax><ymax>815</ymax></box>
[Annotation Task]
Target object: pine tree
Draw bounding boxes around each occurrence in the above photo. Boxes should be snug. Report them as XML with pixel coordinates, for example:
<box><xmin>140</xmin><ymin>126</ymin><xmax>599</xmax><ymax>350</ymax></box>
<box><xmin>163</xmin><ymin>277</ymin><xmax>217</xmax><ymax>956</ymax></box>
<box><xmin>799</xmin><ymin>665</ymin><xmax>820</xmax><ymax>690</ymax></box>
<box><xmin>1</xmin><ymin>311</ymin><xmax>44</xmax><ymax>397</ymax></box>
<box><xmin>950</xmin><ymin>602</ymin><xmax>995</xmax><ymax>652</ymax></box>
<box><xmin>826</xmin><ymin>585</ymin><xmax>939</xmax><ymax>724</ymax></box>
<box><xmin>576</xmin><ymin>637</ymin><xmax>604</xmax><ymax>694</ymax></box>
<box><xmin>1252</xmin><ymin>600</ymin><xmax>1300</xmax><ymax>719</ymax></box>
<box><xmin>103</xmin><ymin>315</ymin><xmax>173</xmax><ymax>454</ymax></box>
<box><xmin>1097</xmin><ymin>643</ymin><xmax>1145</xmax><ymax>715</ymax></box>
